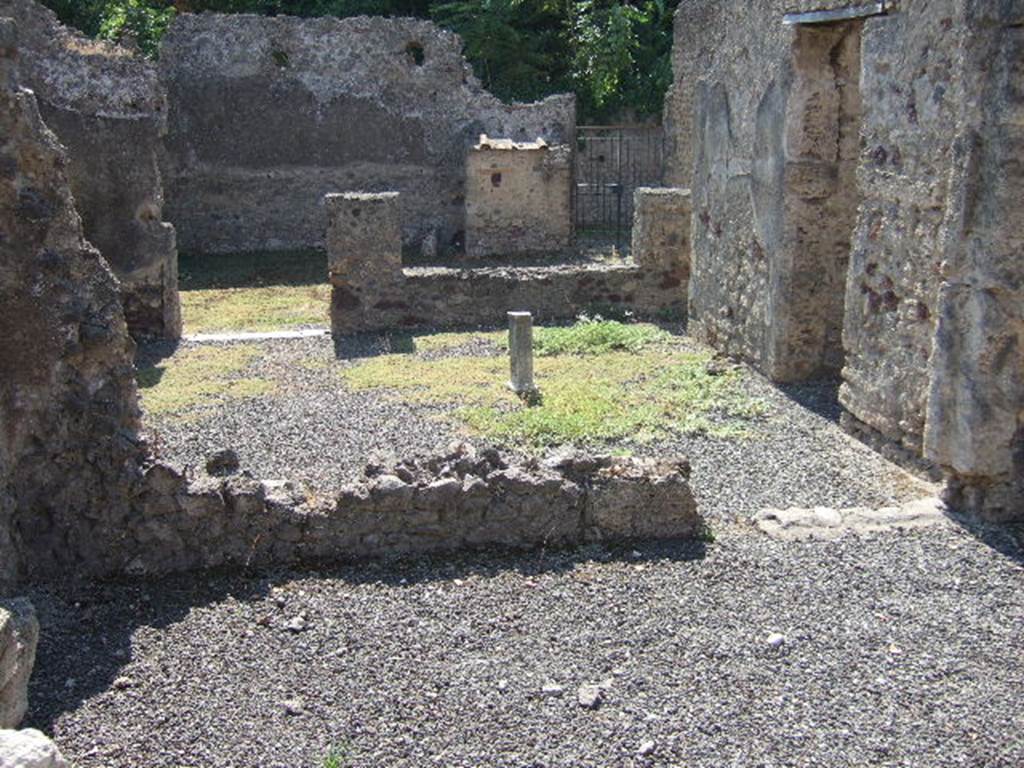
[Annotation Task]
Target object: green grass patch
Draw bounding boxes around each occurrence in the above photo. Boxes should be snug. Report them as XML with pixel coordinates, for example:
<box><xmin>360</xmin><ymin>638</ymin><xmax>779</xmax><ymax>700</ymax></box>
<box><xmin>137</xmin><ymin>343</ymin><xmax>275</xmax><ymax>416</ymax></box>
<box><xmin>179</xmin><ymin>250</ymin><xmax>330</xmax><ymax>334</ymax></box>
<box><xmin>533</xmin><ymin>318</ymin><xmax>669</xmax><ymax>356</ymax></box>
<box><xmin>341</xmin><ymin>322</ymin><xmax>766</xmax><ymax>449</ymax></box>
<box><xmin>182</xmin><ymin>285</ymin><xmax>330</xmax><ymax>334</ymax></box>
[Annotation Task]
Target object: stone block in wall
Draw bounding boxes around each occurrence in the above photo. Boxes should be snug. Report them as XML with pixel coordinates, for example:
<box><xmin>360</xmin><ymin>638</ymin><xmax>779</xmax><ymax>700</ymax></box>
<box><xmin>0</xmin><ymin>0</ymin><xmax>181</xmax><ymax>340</ymax></box>
<box><xmin>631</xmin><ymin>187</ymin><xmax>691</xmax><ymax>304</ymax></box>
<box><xmin>465</xmin><ymin>135</ymin><xmax>574</xmax><ymax>258</ymax></box>
<box><xmin>326</xmin><ymin>192</ymin><xmax>406</xmax><ymax>336</ymax></box>
<box><xmin>0</xmin><ymin>599</ymin><xmax>38</xmax><ymax>729</ymax></box>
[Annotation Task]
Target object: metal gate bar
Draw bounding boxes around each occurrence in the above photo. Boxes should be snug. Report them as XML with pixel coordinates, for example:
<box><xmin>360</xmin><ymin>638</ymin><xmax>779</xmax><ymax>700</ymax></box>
<box><xmin>575</xmin><ymin>125</ymin><xmax>665</xmax><ymax>248</ymax></box>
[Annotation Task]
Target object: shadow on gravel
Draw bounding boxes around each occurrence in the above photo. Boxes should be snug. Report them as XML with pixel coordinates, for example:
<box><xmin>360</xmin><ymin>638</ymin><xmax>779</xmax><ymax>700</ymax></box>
<box><xmin>24</xmin><ymin>538</ymin><xmax>706</xmax><ymax>732</ymax></box>
<box><xmin>133</xmin><ymin>338</ymin><xmax>181</xmax><ymax>374</ymax></box>
<box><xmin>775</xmin><ymin>376</ymin><xmax>844</xmax><ymax>423</ymax></box>
<box><xmin>947</xmin><ymin>514</ymin><xmax>1024</xmax><ymax>567</ymax></box>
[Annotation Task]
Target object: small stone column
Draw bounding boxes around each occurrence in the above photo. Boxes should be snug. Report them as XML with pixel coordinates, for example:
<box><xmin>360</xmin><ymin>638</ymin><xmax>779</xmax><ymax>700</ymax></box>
<box><xmin>507</xmin><ymin>311</ymin><xmax>535</xmax><ymax>393</ymax></box>
<box><xmin>326</xmin><ymin>192</ymin><xmax>404</xmax><ymax>335</ymax></box>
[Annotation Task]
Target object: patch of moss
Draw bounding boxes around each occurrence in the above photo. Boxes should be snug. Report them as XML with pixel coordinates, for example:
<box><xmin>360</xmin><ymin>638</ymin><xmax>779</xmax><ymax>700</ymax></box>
<box><xmin>138</xmin><ymin>343</ymin><xmax>275</xmax><ymax>416</ymax></box>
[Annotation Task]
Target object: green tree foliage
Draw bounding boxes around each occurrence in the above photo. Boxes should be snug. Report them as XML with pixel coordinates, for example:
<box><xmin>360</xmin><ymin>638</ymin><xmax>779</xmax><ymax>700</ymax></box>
<box><xmin>39</xmin><ymin>0</ymin><xmax>678</xmax><ymax>122</ymax></box>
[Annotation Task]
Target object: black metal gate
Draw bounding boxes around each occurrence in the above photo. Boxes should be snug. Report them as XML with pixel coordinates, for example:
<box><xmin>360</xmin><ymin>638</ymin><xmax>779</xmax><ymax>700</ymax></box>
<box><xmin>574</xmin><ymin>125</ymin><xmax>665</xmax><ymax>248</ymax></box>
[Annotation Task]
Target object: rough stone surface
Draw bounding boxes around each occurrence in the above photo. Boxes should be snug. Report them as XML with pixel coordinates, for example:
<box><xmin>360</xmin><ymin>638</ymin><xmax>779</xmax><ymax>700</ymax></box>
<box><xmin>755</xmin><ymin>497</ymin><xmax>948</xmax><ymax>541</ymax></box>
<box><xmin>923</xmin><ymin>0</ymin><xmax>1024</xmax><ymax>522</ymax></box>
<box><xmin>664</xmin><ymin>0</ymin><xmax>1022</xmax><ymax>520</ymax></box>
<box><xmin>0</xmin><ymin>600</ymin><xmax>37</xmax><ymax>729</ymax></box>
<box><xmin>630</xmin><ymin>186</ymin><xmax>690</xmax><ymax>314</ymax></box>
<box><xmin>669</xmin><ymin>0</ymin><xmax>866</xmax><ymax>382</ymax></box>
<box><xmin>0</xmin><ymin>26</ymin><xmax>147</xmax><ymax>590</ymax></box>
<box><xmin>113</xmin><ymin>446</ymin><xmax>702</xmax><ymax>578</ymax></box>
<box><xmin>159</xmin><ymin>13</ymin><xmax>575</xmax><ymax>255</ymax></box>
<box><xmin>838</xmin><ymin>2</ymin><xmax>960</xmax><ymax>457</ymax></box>
<box><xmin>0</xmin><ymin>0</ymin><xmax>180</xmax><ymax>340</ymax></box>
<box><xmin>465</xmin><ymin>136</ymin><xmax>573</xmax><ymax>258</ymax></box>
<box><xmin>329</xmin><ymin>191</ymin><xmax>686</xmax><ymax>334</ymax></box>
<box><xmin>0</xmin><ymin>729</ymin><xmax>68</xmax><ymax>768</ymax></box>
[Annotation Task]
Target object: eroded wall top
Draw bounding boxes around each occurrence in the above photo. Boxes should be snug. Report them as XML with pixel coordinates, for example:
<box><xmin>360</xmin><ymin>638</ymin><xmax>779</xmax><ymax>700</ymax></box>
<box><xmin>0</xmin><ymin>0</ymin><xmax>163</xmax><ymax>119</ymax></box>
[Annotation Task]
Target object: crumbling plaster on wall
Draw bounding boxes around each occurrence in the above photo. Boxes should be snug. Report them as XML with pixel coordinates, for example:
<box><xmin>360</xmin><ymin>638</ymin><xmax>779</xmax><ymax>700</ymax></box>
<box><xmin>159</xmin><ymin>13</ymin><xmax>575</xmax><ymax>256</ymax></box>
<box><xmin>465</xmin><ymin>138</ymin><xmax>574</xmax><ymax>259</ymax></box>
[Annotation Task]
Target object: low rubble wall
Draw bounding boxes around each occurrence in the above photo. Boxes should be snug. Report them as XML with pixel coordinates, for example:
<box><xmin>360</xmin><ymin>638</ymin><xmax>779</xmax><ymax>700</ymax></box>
<box><xmin>327</xmin><ymin>192</ymin><xmax>688</xmax><ymax>334</ymax></box>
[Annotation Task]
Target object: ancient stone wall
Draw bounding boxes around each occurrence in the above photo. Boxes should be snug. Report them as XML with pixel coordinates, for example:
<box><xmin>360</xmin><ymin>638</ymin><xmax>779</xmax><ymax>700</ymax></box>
<box><xmin>0</xmin><ymin>0</ymin><xmax>180</xmax><ymax>340</ymax></box>
<box><xmin>671</xmin><ymin>0</ymin><xmax>877</xmax><ymax>382</ymax></box>
<box><xmin>328</xmin><ymin>192</ymin><xmax>688</xmax><ymax>334</ymax></box>
<box><xmin>465</xmin><ymin>137</ymin><xmax>573</xmax><ymax>258</ymax></box>
<box><xmin>0</xmin><ymin>16</ymin><xmax>149</xmax><ymax>591</ymax></box>
<box><xmin>838</xmin><ymin>2</ymin><xmax>961</xmax><ymax>457</ymax></box>
<box><xmin>1</xmin><ymin>33</ymin><xmax>700</xmax><ymax>586</ymax></box>
<box><xmin>159</xmin><ymin>13</ymin><xmax>575</xmax><ymax>256</ymax></box>
<box><xmin>923</xmin><ymin>0</ymin><xmax>1024</xmax><ymax>522</ymax></box>
<box><xmin>665</xmin><ymin>0</ymin><xmax>1021</xmax><ymax>520</ymax></box>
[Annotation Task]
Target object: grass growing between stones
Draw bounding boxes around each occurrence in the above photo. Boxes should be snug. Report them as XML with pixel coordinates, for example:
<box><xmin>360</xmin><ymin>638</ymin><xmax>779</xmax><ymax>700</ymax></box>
<box><xmin>179</xmin><ymin>249</ymin><xmax>330</xmax><ymax>334</ymax></box>
<box><xmin>341</xmin><ymin>322</ymin><xmax>766</xmax><ymax>448</ymax></box>
<box><xmin>137</xmin><ymin>343</ymin><xmax>275</xmax><ymax>416</ymax></box>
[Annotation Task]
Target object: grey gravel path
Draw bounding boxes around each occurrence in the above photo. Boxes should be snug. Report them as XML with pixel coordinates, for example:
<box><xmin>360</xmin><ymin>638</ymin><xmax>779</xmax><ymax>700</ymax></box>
<box><xmin>25</xmin><ymin>521</ymin><xmax>1024</xmax><ymax>767</ymax></box>
<box><xmin>139</xmin><ymin>333</ymin><xmax>931</xmax><ymax>520</ymax></box>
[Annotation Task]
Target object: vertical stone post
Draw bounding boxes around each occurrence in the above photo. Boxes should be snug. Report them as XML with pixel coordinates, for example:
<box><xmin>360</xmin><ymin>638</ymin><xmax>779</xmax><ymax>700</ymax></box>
<box><xmin>326</xmin><ymin>191</ymin><xmax>404</xmax><ymax>335</ymax></box>
<box><xmin>507</xmin><ymin>311</ymin><xmax>535</xmax><ymax>393</ymax></box>
<box><xmin>631</xmin><ymin>187</ymin><xmax>691</xmax><ymax>316</ymax></box>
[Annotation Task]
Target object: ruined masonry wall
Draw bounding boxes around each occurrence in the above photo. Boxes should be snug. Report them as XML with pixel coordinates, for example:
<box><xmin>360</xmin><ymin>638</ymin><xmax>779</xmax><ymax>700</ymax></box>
<box><xmin>631</xmin><ymin>187</ymin><xmax>691</xmax><ymax>288</ymax></box>
<box><xmin>0</xmin><ymin>16</ymin><xmax>149</xmax><ymax>590</ymax></box>
<box><xmin>328</xmin><ymin>192</ymin><xmax>688</xmax><ymax>334</ymax></box>
<box><xmin>1</xmin><ymin>35</ymin><xmax>699</xmax><ymax>590</ymax></box>
<box><xmin>0</xmin><ymin>0</ymin><xmax>181</xmax><ymax>340</ymax></box>
<box><xmin>665</xmin><ymin>0</ymin><xmax>1021</xmax><ymax>521</ymax></box>
<box><xmin>159</xmin><ymin>13</ymin><xmax>575</xmax><ymax>255</ymax></box>
<box><xmin>923</xmin><ymin>0</ymin><xmax>1024</xmax><ymax>522</ymax></box>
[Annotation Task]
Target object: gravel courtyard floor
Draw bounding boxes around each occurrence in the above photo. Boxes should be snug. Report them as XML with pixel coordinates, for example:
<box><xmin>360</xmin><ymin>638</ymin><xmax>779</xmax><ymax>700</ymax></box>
<box><xmin>137</xmin><ymin>330</ymin><xmax>930</xmax><ymax>521</ymax></box>
<box><xmin>25</xmin><ymin>521</ymin><xmax>1024</xmax><ymax>767</ymax></box>
<box><xmin>21</xmin><ymin>330</ymin><xmax>1023</xmax><ymax>767</ymax></box>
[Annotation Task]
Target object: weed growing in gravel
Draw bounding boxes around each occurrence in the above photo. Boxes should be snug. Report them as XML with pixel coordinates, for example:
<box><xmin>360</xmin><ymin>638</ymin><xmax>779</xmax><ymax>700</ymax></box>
<box><xmin>321</xmin><ymin>742</ymin><xmax>350</xmax><ymax>768</ymax></box>
<box><xmin>341</xmin><ymin>323</ymin><xmax>766</xmax><ymax>448</ymax></box>
<box><xmin>532</xmin><ymin>318</ymin><xmax>669</xmax><ymax>356</ymax></box>
<box><xmin>137</xmin><ymin>343</ymin><xmax>275</xmax><ymax>416</ymax></box>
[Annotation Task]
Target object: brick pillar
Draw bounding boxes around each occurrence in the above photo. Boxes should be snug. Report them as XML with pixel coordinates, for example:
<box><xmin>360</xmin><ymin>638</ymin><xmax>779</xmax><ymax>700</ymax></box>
<box><xmin>326</xmin><ymin>192</ymin><xmax>404</xmax><ymax>335</ymax></box>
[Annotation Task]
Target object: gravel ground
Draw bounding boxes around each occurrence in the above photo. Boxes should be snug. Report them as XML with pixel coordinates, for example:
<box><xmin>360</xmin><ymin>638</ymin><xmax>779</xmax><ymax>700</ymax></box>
<box><xmin>25</xmin><ymin>521</ymin><xmax>1024</xmax><ymax>767</ymax></box>
<box><xmin>139</xmin><ymin>332</ymin><xmax>931</xmax><ymax>520</ymax></box>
